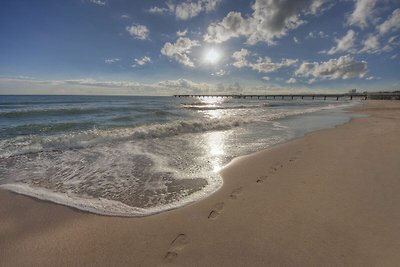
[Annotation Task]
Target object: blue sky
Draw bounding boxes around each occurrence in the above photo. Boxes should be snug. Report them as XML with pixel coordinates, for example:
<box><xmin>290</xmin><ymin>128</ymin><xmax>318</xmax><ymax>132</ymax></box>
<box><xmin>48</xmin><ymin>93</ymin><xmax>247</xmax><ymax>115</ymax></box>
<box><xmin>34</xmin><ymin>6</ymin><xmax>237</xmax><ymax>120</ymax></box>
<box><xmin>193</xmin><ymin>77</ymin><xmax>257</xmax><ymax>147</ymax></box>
<box><xmin>0</xmin><ymin>0</ymin><xmax>399</xmax><ymax>95</ymax></box>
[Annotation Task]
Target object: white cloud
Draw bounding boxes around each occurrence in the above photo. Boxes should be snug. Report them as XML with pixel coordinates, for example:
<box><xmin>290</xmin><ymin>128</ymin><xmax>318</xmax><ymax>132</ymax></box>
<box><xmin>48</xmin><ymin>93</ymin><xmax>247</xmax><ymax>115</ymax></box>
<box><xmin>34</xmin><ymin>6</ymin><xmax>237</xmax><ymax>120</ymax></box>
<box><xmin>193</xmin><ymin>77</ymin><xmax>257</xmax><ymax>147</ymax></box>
<box><xmin>149</xmin><ymin>0</ymin><xmax>221</xmax><ymax>20</ymax></box>
<box><xmin>262</xmin><ymin>76</ymin><xmax>270</xmax><ymax>81</ymax></box>
<box><xmin>204</xmin><ymin>0</ymin><xmax>330</xmax><ymax>45</ymax></box>
<box><xmin>358</xmin><ymin>33</ymin><xmax>399</xmax><ymax>54</ymax></box>
<box><xmin>325</xmin><ymin>30</ymin><xmax>357</xmax><ymax>55</ymax></box>
<box><xmin>89</xmin><ymin>0</ymin><xmax>106</xmax><ymax>6</ymax></box>
<box><xmin>295</xmin><ymin>55</ymin><xmax>368</xmax><ymax>82</ymax></box>
<box><xmin>204</xmin><ymin>12</ymin><xmax>250</xmax><ymax>44</ymax></box>
<box><xmin>307</xmin><ymin>31</ymin><xmax>328</xmax><ymax>39</ymax></box>
<box><xmin>0</xmin><ymin>77</ymin><xmax>216</xmax><ymax>95</ymax></box>
<box><xmin>347</xmin><ymin>0</ymin><xmax>377</xmax><ymax>29</ymax></box>
<box><xmin>148</xmin><ymin>6</ymin><xmax>169</xmax><ymax>14</ymax></box>
<box><xmin>161</xmin><ymin>37</ymin><xmax>200</xmax><ymax>67</ymax></box>
<box><xmin>176</xmin><ymin>29</ymin><xmax>188</xmax><ymax>37</ymax></box>
<box><xmin>105</xmin><ymin>58</ymin><xmax>120</xmax><ymax>64</ymax></box>
<box><xmin>286</xmin><ymin>77</ymin><xmax>297</xmax><ymax>84</ymax></box>
<box><xmin>212</xmin><ymin>69</ymin><xmax>228</xmax><ymax>77</ymax></box>
<box><xmin>293</xmin><ymin>37</ymin><xmax>300</xmax><ymax>44</ymax></box>
<box><xmin>157</xmin><ymin>78</ymin><xmax>212</xmax><ymax>93</ymax></box>
<box><xmin>232</xmin><ymin>48</ymin><xmax>250</xmax><ymax>68</ymax></box>
<box><xmin>358</xmin><ymin>34</ymin><xmax>380</xmax><ymax>54</ymax></box>
<box><xmin>232</xmin><ymin>49</ymin><xmax>298</xmax><ymax>73</ymax></box>
<box><xmin>126</xmin><ymin>24</ymin><xmax>150</xmax><ymax>40</ymax></box>
<box><xmin>377</xmin><ymin>9</ymin><xmax>400</xmax><ymax>35</ymax></box>
<box><xmin>391</xmin><ymin>54</ymin><xmax>398</xmax><ymax>60</ymax></box>
<box><xmin>120</xmin><ymin>15</ymin><xmax>130</xmax><ymax>19</ymax></box>
<box><xmin>133</xmin><ymin>56</ymin><xmax>151</xmax><ymax>66</ymax></box>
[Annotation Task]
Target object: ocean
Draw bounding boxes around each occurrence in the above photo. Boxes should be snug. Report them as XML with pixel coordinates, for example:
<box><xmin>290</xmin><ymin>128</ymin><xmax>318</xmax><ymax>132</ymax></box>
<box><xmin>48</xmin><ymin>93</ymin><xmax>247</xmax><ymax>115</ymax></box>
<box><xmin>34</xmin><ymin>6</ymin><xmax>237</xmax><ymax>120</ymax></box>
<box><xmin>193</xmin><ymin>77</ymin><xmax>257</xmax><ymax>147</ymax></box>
<box><xmin>0</xmin><ymin>95</ymin><xmax>358</xmax><ymax>216</ymax></box>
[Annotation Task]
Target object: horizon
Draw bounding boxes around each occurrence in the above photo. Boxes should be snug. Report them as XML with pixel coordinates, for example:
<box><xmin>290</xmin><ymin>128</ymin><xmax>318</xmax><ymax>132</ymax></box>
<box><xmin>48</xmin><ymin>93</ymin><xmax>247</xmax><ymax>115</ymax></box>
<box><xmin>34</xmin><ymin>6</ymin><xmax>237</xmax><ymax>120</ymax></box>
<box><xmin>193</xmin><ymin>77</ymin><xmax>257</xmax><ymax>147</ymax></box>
<box><xmin>1</xmin><ymin>0</ymin><xmax>399</xmax><ymax>95</ymax></box>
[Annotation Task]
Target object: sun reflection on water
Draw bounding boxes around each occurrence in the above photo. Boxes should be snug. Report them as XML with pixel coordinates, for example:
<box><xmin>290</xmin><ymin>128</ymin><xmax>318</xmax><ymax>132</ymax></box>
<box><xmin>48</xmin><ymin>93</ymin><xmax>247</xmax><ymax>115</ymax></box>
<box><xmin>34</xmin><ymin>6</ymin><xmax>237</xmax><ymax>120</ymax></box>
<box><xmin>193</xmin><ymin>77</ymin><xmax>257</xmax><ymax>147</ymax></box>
<box><xmin>198</xmin><ymin>96</ymin><xmax>225</xmax><ymax>119</ymax></box>
<box><xmin>204</xmin><ymin>131</ymin><xmax>228</xmax><ymax>173</ymax></box>
<box><xmin>196</xmin><ymin>97</ymin><xmax>230</xmax><ymax>172</ymax></box>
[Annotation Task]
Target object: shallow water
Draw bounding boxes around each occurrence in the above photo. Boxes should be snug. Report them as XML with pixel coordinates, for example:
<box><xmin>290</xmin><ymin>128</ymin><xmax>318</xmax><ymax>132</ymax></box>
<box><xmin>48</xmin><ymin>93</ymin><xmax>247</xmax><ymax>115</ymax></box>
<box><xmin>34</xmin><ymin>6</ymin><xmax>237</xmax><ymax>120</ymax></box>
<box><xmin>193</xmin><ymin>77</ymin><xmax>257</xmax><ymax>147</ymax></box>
<box><xmin>0</xmin><ymin>95</ymin><xmax>358</xmax><ymax>216</ymax></box>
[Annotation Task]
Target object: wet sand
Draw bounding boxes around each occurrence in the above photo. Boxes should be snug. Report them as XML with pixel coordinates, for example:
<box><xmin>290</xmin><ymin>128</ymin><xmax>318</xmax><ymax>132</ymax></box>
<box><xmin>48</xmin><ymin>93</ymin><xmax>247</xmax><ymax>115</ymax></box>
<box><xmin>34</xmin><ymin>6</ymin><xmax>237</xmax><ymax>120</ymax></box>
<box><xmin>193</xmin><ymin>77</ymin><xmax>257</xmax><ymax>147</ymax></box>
<box><xmin>1</xmin><ymin>100</ymin><xmax>400</xmax><ymax>266</ymax></box>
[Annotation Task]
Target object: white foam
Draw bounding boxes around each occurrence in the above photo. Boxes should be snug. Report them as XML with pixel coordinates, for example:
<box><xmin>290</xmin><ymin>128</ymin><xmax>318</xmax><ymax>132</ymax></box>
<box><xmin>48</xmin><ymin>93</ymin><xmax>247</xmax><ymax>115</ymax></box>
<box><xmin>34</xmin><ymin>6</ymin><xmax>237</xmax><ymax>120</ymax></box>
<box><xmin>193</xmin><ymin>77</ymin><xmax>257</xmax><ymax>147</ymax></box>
<box><xmin>1</xmin><ymin>180</ymin><xmax>222</xmax><ymax>217</ymax></box>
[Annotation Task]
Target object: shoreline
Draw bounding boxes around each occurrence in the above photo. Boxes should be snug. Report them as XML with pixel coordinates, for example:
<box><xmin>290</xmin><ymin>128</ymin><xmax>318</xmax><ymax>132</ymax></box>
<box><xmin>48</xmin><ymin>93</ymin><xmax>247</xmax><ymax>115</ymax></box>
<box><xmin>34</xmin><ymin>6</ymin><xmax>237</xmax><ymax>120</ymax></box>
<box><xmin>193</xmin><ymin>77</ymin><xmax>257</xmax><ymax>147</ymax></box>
<box><xmin>0</xmin><ymin>100</ymin><xmax>357</xmax><ymax>217</ymax></box>
<box><xmin>1</xmin><ymin>100</ymin><xmax>400</xmax><ymax>266</ymax></box>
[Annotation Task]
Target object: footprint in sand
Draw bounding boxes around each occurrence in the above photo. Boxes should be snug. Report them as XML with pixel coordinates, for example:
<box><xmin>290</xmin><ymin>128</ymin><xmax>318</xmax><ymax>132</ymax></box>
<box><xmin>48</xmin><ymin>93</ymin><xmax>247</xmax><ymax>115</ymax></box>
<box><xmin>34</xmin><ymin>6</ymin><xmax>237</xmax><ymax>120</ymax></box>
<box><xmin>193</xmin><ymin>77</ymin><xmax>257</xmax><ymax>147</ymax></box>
<box><xmin>229</xmin><ymin>187</ymin><xmax>243</xmax><ymax>200</ymax></box>
<box><xmin>256</xmin><ymin>175</ymin><xmax>268</xmax><ymax>183</ymax></box>
<box><xmin>164</xmin><ymin>234</ymin><xmax>189</xmax><ymax>263</ymax></box>
<box><xmin>289</xmin><ymin>157</ymin><xmax>298</xmax><ymax>162</ymax></box>
<box><xmin>270</xmin><ymin>166</ymin><xmax>278</xmax><ymax>173</ymax></box>
<box><xmin>208</xmin><ymin>202</ymin><xmax>224</xmax><ymax>219</ymax></box>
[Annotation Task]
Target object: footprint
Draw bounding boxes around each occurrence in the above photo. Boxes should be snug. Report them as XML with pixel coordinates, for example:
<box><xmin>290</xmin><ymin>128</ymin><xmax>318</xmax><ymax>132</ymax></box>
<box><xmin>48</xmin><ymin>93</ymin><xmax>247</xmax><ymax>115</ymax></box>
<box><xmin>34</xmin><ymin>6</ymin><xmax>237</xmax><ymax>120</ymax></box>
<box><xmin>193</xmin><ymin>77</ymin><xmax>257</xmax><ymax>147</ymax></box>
<box><xmin>164</xmin><ymin>234</ymin><xmax>189</xmax><ymax>262</ymax></box>
<box><xmin>230</xmin><ymin>187</ymin><xmax>243</xmax><ymax>200</ymax></box>
<box><xmin>289</xmin><ymin>157</ymin><xmax>297</xmax><ymax>162</ymax></box>
<box><xmin>208</xmin><ymin>202</ymin><xmax>224</xmax><ymax>219</ymax></box>
<box><xmin>256</xmin><ymin>175</ymin><xmax>267</xmax><ymax>183</ymax></box>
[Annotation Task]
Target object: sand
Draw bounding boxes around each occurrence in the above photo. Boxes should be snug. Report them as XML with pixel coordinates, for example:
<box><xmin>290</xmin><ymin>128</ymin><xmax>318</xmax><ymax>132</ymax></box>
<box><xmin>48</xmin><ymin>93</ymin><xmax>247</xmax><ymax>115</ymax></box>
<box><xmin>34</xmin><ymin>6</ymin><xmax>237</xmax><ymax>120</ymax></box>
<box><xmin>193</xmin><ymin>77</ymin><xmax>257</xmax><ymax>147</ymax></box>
<box><xmin>1</xmin><ymin>100</ymin><xmax>400</xmax><ymax>266</ymax></box>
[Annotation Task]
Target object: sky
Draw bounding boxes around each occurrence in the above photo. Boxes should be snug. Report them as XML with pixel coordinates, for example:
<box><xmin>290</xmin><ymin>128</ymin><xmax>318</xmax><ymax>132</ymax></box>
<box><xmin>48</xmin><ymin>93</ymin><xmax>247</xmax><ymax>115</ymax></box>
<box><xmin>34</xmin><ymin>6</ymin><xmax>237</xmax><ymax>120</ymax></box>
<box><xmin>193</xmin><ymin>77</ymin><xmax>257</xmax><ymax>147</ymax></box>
<box><xmin>0</xmin><ymin>0</ymin><xmax>399</xmax><ymax>95</ymax></box>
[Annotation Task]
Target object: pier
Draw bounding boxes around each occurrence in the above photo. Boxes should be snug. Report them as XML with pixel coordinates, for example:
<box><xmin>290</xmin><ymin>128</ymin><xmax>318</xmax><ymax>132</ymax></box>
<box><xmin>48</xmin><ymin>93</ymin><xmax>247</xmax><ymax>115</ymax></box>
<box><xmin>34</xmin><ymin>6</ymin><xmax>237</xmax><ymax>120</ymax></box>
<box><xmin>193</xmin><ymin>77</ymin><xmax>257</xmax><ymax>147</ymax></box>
<box><xmin>174</xmin><ymin>92</ymin><xmax>400</xmax><ymax>101</ymax></box>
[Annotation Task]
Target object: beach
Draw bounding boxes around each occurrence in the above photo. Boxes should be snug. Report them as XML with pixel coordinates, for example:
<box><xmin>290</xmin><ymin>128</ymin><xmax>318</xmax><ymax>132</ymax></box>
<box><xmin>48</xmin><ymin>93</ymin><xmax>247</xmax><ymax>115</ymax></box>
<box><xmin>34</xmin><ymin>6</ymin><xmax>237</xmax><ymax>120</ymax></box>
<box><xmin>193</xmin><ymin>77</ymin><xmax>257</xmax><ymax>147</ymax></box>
<box><xmin>1</xmin><ymin>100</ymin><xmax>400</xmax><ymax>266</ymax></box>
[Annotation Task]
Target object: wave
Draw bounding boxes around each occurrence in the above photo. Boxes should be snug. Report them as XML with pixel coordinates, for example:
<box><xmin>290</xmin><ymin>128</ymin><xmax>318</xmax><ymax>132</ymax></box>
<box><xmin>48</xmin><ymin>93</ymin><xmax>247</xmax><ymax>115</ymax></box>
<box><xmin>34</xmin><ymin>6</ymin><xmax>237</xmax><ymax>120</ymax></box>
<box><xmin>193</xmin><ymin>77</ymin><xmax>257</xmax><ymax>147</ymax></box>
<box><xmin>0</xmin><ymin>102</ymin><xmax>355</xmax><ymax>158</ymax></box>
<box><xmin>0</xmin><ymin>117</ymin><xmax>252</xmax><ymax>158</ymax></box>
<box><xmin>0</xmin><ymin>108</ymin><xmax>102</xmax><ymax>118</ymax></box>
<box><xmin>182</xmin><ymin>104</ymin><xmax>261</xmax><ymax>111</ymax></box>
<box><xmin>4</xmin><ymin>122</ymin><xmax>97</xmax><ymax>136</ymax></box>
<box><xmin>0</xmin><ymin>106</ymin><xmax>171</xmax><ymax>118</ymax></box>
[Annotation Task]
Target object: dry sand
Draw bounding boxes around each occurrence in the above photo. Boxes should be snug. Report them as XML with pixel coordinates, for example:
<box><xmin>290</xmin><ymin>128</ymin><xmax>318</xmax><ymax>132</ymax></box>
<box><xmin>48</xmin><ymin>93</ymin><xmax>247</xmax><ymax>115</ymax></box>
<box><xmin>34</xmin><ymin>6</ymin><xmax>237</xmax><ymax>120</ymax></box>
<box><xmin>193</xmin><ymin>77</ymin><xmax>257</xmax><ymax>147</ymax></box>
<box><xmin>1</xmin><ymin>100</ymin><xmax>400</xmax><ymax>266</ymax></box>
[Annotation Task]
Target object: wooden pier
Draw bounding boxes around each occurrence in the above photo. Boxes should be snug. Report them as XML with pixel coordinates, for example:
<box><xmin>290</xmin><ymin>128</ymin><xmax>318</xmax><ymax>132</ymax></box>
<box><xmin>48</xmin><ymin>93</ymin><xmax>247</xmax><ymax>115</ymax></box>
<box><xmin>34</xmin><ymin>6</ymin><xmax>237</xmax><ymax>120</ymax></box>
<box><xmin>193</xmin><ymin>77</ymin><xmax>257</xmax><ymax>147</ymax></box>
<box><xmin>174</xmin><ymin>92</ymin><xmax>400</xmax><ymax>101</ymax></box>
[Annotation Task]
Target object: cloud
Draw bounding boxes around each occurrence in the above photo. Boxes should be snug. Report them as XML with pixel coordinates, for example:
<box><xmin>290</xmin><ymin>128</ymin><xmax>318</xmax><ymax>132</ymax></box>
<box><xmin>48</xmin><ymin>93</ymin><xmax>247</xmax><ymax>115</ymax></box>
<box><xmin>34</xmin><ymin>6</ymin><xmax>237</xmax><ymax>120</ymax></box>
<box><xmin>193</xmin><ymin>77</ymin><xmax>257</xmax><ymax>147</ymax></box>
<box><xmin>211</xmin><ymin>69</ymin><xmax>228</xmax><ymax>77</ymax></box>
<box><xmin>232</xmin><ymin>48</ymin><xmax>250</xmax><ymax>68</ymax></box>
<box><xmin>0</xmin><ymin>77</ymin><xmax>217</xmax><ymax>95</ymax></box>
<box><xmin>286</xmin><ymin>77</ymin><xmax>297</xmax><ymax>84</ymax></box>
<box><xmin>232</xmin><ymin>48</ymin><xmax>298</xmax><ymax>73</ymax></box>
<box><xmin>358</xmin><ymin>33</ymin><xmax>399</xmax><ymax>55</ymax></box>
<box><xmin>105</xmin><ymin>58</ymin><xmax>120</xmax><ymax>64</ymax></box>
<box><xmin>149</xmin><ymin>0</ymin><xmax>221</xmax><ymax>20</ymax></box>
<box><xmin>120</xmin><ymin>15</ymin><xmax>130</xmax><ymax>19</ymax></box>
<box><xmin>307</xmin><ymin>31</ymin><xmax>328</xmax><ymax>39</ymax></box>
<box><xmin>293</xmin><ymin>37</ymin><xmax>300</xmax><ymax>44</ymax></box>
<box><xmin>377</xmin><ymin>8</ymin><xmax>400</xmax><ymax>35</ymax></box>
<box><xmin>324</xmin><ymin>30</ymin><xmax>357</xmax><ymax>55</ymax></box>
<box><xmin>63</xmin><ymin>79</ymin><xmax>142</xmax><ymax>88</ymax></box>
<box><xmin>295</xmin><ymin>55</ymin><xmax>368</xmax><ymax>82</ymax></box>
<box><xmin>161</xmin><ymin>37</ymin><xmax>200</xmax><ymax>67</ymax></box>
<box><xmin>133</xmin><ymin>56</ymin><xmax>151</xmax><ymax>66</ymax></box>
<box><xmin>89</xmin><ymin>0</ymin><xmax>106</xmax><ymax>6</ymax></box>
<box><xmin>347</xmin><ymin>0</ymin><xmax>377</xmax><ymax>28</ymax></box>
<box><xmin>176</xmin><ymin>29</ymin><xmax>188</xmax><ymax>37</ymax></box>
<box><xmin>157</xmin><ymin>78</ymin><xmax>212</xmax><ymax>93</ymax></box>
<box><xmin>148</xmin><ymin>6</ymin><xmax>169</xmax><ymax>14</ymax></box>
<box><xmin>204</xmin><ymin>12</ymin><xmax>250</xmax><ymax>44</ymax></box>
<box><xmin>204</xmin><ymin>0</ymin><xmax>330</xmax><ymax>45</ymax></box>
<box><xmin>358</xmin><ymin>34</ymin><xmax>380</xmax><ymax>54</ymax></box>
<box><xmin>126</xmin><ymin>24</ymin><xmax>150</xmax><ymax>40</ymax></box>
<box><xmin>262</xmin><ymin>76</ymin><xmax>270</xmax><ymax>81</ymax></box>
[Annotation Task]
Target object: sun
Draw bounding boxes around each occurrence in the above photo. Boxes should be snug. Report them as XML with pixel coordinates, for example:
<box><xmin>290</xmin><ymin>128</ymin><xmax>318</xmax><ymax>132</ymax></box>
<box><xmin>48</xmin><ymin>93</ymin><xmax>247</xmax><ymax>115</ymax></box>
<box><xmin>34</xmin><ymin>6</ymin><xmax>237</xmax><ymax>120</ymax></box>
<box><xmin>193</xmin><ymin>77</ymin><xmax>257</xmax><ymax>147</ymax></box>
<box><xmin>204</xmin><ymin>48</ymin><xmax>221</xmax><ymax>64</ymax></box>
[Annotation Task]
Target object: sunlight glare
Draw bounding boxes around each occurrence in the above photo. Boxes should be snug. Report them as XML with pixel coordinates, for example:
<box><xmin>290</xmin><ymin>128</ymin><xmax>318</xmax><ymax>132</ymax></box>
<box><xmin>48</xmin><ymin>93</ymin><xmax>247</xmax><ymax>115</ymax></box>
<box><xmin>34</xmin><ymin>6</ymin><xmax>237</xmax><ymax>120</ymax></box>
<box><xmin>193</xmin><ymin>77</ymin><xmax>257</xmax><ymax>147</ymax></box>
<box><xmin>204</xmin><ymin>48</ymin><xmax>221</xmax><ymax>64</ymax></box>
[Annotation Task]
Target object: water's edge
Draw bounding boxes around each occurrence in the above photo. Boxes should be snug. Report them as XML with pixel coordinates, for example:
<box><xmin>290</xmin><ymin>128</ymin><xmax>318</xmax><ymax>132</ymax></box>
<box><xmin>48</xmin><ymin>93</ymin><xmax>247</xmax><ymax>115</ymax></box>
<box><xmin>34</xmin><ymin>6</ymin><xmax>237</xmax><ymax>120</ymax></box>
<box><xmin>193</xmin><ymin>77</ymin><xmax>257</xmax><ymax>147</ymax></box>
<box><xmin>0</xmin><ymin>102</ymin><xmax>362</xmax><ymax>217</ymax></box>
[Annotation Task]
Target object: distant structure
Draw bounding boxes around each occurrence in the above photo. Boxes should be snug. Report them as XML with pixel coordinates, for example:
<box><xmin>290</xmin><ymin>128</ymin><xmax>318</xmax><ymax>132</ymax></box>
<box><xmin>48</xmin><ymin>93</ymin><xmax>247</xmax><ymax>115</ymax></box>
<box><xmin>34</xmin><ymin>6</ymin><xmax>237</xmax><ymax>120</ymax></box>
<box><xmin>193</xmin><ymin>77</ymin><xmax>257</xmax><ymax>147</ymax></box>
<box><xmin>174</xmin><ymin>91</ymin><xmax>400</xmax><ymax>100</ymax></box>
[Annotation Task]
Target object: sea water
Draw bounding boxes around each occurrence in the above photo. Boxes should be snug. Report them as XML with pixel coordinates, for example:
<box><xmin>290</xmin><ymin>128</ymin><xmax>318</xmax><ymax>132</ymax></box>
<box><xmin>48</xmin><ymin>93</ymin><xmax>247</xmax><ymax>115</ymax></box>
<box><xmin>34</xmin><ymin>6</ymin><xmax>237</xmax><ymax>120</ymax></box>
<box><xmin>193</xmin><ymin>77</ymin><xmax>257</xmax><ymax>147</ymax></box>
<box><xmin>0</xmin><ymin>95</ymin><xmax>358</xmax><ymax>216</ymax></box>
